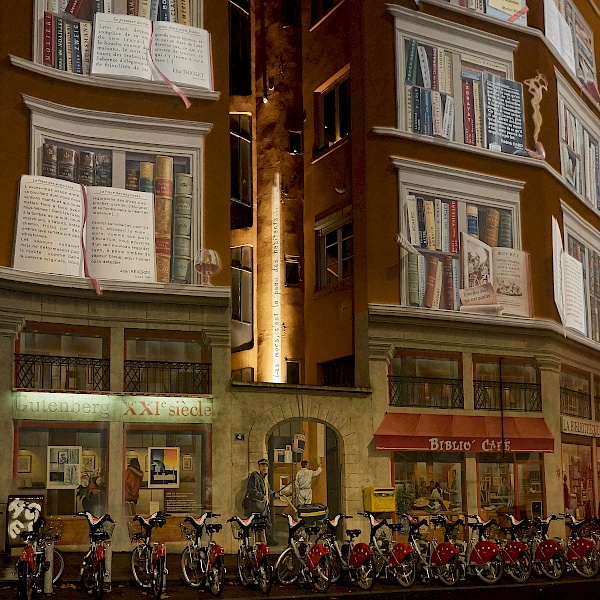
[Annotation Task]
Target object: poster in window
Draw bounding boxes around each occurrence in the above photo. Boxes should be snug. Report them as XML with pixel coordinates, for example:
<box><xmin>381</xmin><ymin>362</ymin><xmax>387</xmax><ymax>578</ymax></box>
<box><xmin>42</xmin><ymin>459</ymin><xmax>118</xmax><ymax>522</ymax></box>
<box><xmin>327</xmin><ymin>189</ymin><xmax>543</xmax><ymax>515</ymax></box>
<box><xmin>82</xmin><ymin>454</ymin><xmax>96</xmax><ymax>472</ymax></box>
<box><xmin>182</xmin><ymin>455</ymin><xmax>193</xmax><ymax>471</ymax></box>
<box><xmin>6</xmin><ymin>494</ymin><xmax>45</xmax><ymax>549</ymax></box>
<box><xmin>47</xmin><ymin>446</ymin><xmax>81</xmax><ymax>489</ymax></box>
<box><xmin>148</xmin><ymin>447</ymin><xmax>180</xmax><ymax>488</ymax></box>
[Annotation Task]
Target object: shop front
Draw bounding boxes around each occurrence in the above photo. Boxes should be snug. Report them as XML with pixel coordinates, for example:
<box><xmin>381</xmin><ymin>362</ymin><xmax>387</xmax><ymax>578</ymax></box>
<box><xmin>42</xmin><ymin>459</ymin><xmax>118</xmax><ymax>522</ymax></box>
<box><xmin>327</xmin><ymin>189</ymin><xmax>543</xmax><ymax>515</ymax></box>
<box><xmin>375</xmin><ymin>412</ymin><xmax>554</xmax><ymax>520</ymax></box>
<box><xmin>10</xmin><ymin>391</ymin><xmax>212</xmax><ymax>551</ymax></box>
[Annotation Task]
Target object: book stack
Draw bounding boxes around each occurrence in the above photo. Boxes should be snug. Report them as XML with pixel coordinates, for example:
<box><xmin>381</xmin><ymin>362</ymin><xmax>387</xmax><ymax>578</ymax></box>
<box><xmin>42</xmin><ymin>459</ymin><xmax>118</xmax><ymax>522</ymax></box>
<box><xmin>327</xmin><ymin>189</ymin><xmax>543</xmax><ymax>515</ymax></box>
<box><xmin>47</xmin><ymin>0</ymin><xmax>191</xmax><ymax>23</ymax></box>
<box><xmin>404</xmin><ymin>38</ymin><xmax>455</xmax><ymax>141</ymax></box>
<box><xmin>406</xmin><ymin>195</ymin><xmax>459</xmax><ymax>254</ymax></box>
<box><xmin>43</xmin><ymin>11</ymin><xmax>92</xmax><ymax>75</ymax></box>
<box><xmin>171</xmin><ymin>173</ymin><xmax>193</xmax><ymax>284</ymax></box>
<box><xmin>154</xmin><ymin>156</ymin><xmax>174</xmax><ymax>283</ymax></box>
<box><xmin>466</xmin><ymin>204</ymin><xmax>512</xmax><ymax>248</ymax></box>
<box><xmin>42</xmin><ymin>142</ymin><xmax>113</xmax><ymax>186</ymax></box>
<box><xmin>408</xmin><ymin>253</ymin><xmax>460</xmax><ymax>311</ymax></box>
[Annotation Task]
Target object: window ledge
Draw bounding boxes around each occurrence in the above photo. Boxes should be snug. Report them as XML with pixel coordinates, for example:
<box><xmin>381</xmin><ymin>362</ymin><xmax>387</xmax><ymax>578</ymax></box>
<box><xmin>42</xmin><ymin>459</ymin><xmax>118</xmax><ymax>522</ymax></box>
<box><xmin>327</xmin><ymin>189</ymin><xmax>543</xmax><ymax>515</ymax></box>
<box><xmin>311</xmin><ymin>137</ymin><xmax>350</xmax><ymax>164</ymax></box>
<box><xmin>10</xmin><ymin>55</ymin><xmax>221</xmax><ymax>102</ymax></box>
<box><xmin>373</xmin><ymin>125</ymin><xmax>600</xmax><ymax>220</ymax></box>
<box><xmin>0</xmin><ymin>267</ymin><xmax>230</xmax><ymax>305</ymax></box>
<box><xmin>413</xmin><ymin>0</ymin><xmax>600</xmax><ymax>111</ymax></box>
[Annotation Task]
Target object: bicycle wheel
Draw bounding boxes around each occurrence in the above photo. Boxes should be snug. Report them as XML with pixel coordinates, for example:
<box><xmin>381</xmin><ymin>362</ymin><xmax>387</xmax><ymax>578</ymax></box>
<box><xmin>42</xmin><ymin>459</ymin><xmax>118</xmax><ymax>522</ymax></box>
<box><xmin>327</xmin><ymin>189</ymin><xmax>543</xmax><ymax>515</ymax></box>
<box><xmin>131</xmin><ymin>545</ymin><xmax>151</xmax><ymax>588</ymax></box>
<box><xmin>151</xmin><ymin>556</ymin><xmax>165</xmax><ymax>599</ymax></box>
<box><xmin>505</xmin><ymin>550</ymin><xmax>532</xmax><ymax>583</ymax></box>
<box><xmin>573</xmin><ymin>547</ymin><xmax>600</xmax><ymax>578</ymax></box>
<box><xmin>355</xmin><ymin>555</ymin><xmax>376</xmax><ymax>590</ymax></box>
<box><xmin>81</xmin><ymin>555</ymin><xmax>95</xmax><ymax>591</ymax></box>
<box><xmin>311</xmin><ymin>554</ymin><xmax>332</xmax><ymax>593</ymax></box>
<box><xmin>474</xmin><ymin>553</ymin><xmax>503</xmax><ymax>584</ymax></box>
<box><xmin>391</xmin><ymin>552</ymin><xmax>416</xmax><ymax>588</ymax></box>
<box><xmin>52</xmin><ymin>548</ymin><xmax>65</xmax><ymax>584</ymax></box>
<box><xmin>539</xmin><ymin>553</ymin><xmax>565</xmax><ymax>580</ymax></box>
<box><xmin>93</xmin><ymin>559</ymin><xmax>105</xmax><ymax>600</ymax></box>
<box><xmin>181</xmin><ymin>546</ymin><xmax>203</xmax><ymax>588</ymax></box>
<box><xmin>207</xmin><ymin>557</ymin><xmax>225</xmax><ymax>597</ymax></box>
<box><xmin>237</xmin><ymin>547</ymin><xmax>251</xmax><ymax>586</ymax></box>
<box><xmin>435</xmin><ymin>556</ymin><xmax>461</xmax><ymax>586</ymax></box>
<box><xmin>258</xmin><ymin>556</ymin><xmax>273</xmax><ymax>594</ymax></box>
<box><xmin>275</xmin><ymin>547</ymin><xmax>300</xmax><ymax>585</ymax></box>
<box><xmin>17</xmin><ymin>560</ymin><xmax>33</xmax><ymax>600</ymax></box>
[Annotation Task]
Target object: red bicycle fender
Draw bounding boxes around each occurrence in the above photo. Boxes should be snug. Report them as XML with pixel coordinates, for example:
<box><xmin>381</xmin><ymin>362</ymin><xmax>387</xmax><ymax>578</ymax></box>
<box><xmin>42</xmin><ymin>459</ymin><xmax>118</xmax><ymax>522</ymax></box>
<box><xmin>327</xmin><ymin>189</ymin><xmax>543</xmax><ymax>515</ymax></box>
<box><xmin>94</xmin><ymin>544</ymin><xmax>106</xmax><ymax>569</ymax></box>
<box><xmin>306</xmin><ymin>543</ymin><xmax>329</xmax><ymax>570</ymax></box>
<box><xmin>567</xmin><ymin>538</ymin><xmax>596</xmax><ymax>561</ymax></box>
<box><xmin>431</xmin><ymin>542</ymin><xmax>459</xmax><ymax>566</ymax></box>
<box><xmin>389</xmin><ymin>542</ymin><xmax>414</xmax><ymax>567</ymax></box>
<box><xmin>535</xmin><ymin>539</ymin><xmax>562</xmax><ymax>561</ymax></box>
<box><xmin>208</xmin><ymin>544</ymin><xmax>225</xmax><ymax>568</ymax></box>
<box><xmin>21</xmin><ymin>546</ymin><xmax>35</xmax><ymax>571</ymax></box>
<box><xmin>254</xmin><ymin>542</ymin><xmax>270</xmax><ymax>570</ymax></box>
<box><xmin>502</xmin><ymin>540</ymin><xmax>528</xmax><ymax>562</ymax></box>
<box><xmin>469</xmin><ymin>541</ymin><xmax>502</xmax><ymax>564</ymax></box>
<box><xmin>348</xmin><ymin>542</ymin><xmax>373</xmax><ymax>569</ymax></box>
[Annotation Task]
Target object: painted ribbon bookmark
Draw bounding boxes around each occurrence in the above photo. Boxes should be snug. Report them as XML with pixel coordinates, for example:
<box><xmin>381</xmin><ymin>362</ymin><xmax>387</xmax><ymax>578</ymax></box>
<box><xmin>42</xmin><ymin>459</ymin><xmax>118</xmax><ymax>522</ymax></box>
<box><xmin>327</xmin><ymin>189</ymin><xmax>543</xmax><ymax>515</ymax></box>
<box><xmin>148</xmin><ymin>23</ymin><xmax>191</xmax><ymax>109</ymax></box>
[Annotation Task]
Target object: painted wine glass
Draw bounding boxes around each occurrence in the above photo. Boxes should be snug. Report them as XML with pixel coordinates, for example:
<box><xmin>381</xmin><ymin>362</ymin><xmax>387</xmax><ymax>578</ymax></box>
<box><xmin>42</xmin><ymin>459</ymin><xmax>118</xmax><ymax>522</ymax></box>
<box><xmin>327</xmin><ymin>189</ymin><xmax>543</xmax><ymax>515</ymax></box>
<box><xmin>195</xmin><ymin>249</ymin><xmax>221</xmax><ymax>285</ymax></box>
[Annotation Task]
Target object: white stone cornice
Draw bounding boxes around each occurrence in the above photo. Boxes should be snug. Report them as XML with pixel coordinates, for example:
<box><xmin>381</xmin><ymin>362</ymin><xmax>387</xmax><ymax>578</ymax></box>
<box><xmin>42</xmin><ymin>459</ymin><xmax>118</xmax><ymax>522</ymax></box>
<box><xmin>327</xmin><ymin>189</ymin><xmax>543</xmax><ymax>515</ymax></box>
<box><xmin>0</xmin><ymin>316</ymin><xmax>24</xmax><ymax>338</ymax></box>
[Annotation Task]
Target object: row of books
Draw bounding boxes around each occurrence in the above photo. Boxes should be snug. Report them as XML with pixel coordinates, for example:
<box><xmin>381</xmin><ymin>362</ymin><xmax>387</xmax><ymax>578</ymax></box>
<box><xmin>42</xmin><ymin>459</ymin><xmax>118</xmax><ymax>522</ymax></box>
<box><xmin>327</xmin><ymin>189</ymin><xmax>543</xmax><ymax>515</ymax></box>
<box><xmin>462</xmin><ymin>70</ymin><xmax>526</xmax><ymax>155</ymax></box>
<box><xmin>43</xmin><ymin>12</ymin><xmax>92</xmax><ymax>74</ymax></box>
<box><xmin>125</xmin><ymin>156</ymin><xmax>193</xmax><ymax>284</ymax></box>
<box><xmin>42</xmin><ymin>143</ymin><xmax>112</xmax><ymax>186</ymax></box>
<box><xmin>442</xmin><ymin>0</ymin><xmax>528</xmax><ymax>26</ymax></box>
<box><xmin>49</xmin><ymin>0</ymin><xmax>190</xmax><ymax>23</ymax></box>
<box><xmin>408</xmin><ymin>253</ymin><xmax>460</xmax><ymax>310</ymax></box>
<box><xmin>404</xmin><ymin>38</ymin><xmax>453</xmax><ymax>95</ymax></box>
<box><xmin>585</xmin><ymin>248</ymin><xmax>600</xmax><ymax>342</ymax></box>
<box><xmin>406</xmin><ymin>86</ymin><xmax>455</xmax><ymax>140</ymax></box>
<box><xmin>406</xmin><ymin>196</ymin><xmax>513</xmax><ymax>254</ymax></box>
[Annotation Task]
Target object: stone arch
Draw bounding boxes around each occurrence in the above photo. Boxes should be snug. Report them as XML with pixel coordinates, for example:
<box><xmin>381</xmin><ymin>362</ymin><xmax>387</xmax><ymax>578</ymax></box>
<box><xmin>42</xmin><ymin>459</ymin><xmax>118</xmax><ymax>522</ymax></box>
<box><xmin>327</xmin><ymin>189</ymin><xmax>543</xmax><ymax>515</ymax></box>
<box><xmin>246</xmin><ymin>396</ymin><xmax>360</xmax><ymax>509</ymax></box>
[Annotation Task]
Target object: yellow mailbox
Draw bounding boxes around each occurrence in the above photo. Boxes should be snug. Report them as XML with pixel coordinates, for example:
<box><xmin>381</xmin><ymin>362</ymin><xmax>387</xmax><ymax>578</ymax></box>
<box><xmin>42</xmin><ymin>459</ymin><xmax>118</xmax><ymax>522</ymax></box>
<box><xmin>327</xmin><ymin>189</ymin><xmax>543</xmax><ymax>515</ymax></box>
<box><xmin>363</xmin><ymin>487</ymin><xmax>396</xmax><ymax>512</ymax></box>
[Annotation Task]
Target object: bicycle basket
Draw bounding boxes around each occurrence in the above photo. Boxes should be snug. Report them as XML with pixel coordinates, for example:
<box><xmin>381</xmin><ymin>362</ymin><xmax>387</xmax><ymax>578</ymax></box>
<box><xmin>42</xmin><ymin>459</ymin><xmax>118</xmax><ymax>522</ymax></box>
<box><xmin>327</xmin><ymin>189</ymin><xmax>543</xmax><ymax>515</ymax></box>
<box><xmin>100</xmin><ymin>520</ymin><xmax>116</xmax><ymax>540</ymax></box>
<box><xmin>180</xmin><ymin>522</ymin><xmax>196</xmax><ymax>542</ymax></box>
<box><xmin>128</xmin><ymin>520</ymin><xmax>145</xmax><ymax>542</ymax></box>
<box><xmin>41</xmin><ymin>521</ymin><xmax>63</xmax><ymax>543</ymax></box>
<box><xmin>230</xmin><ymin>521</ymin><xmax>244</xmax><ymax>540</ymax></box>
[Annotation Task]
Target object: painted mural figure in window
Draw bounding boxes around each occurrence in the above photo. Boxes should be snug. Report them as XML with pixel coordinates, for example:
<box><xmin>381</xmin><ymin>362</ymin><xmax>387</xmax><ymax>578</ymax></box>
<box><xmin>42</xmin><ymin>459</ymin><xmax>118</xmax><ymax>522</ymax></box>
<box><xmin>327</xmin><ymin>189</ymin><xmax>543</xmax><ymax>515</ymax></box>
<box><xmin>124</xmin><ymin>457</ymin><xmax>144</xmax><ymax>516</ymax></box>
<box><xmin>243</xmin><ymin>458</ymin><xmax>278</xmax><ymax>544</ymax></box>
<box><xmin>295</xmin><ymin>459</ymin><xmax>322</xmax><ymax>506</ymax></box>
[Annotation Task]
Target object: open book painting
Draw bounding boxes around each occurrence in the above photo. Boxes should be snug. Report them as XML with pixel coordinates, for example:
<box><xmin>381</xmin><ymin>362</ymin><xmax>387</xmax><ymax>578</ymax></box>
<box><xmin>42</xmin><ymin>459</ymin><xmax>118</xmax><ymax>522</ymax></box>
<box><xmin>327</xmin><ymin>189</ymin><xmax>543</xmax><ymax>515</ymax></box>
<box><xmin>13</xmin><ymin>175</ymin><xmax>156</xmax><ymax>283</ymax></box>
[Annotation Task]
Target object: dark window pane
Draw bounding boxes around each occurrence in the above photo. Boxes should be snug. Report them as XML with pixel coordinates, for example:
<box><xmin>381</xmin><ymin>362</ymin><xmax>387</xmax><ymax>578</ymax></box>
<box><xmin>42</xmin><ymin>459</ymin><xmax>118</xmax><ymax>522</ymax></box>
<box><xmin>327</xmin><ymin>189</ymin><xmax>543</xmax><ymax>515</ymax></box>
<box><xmin>338</xmin><ymin>79</ymin><xmax>350</xmax><ymax>138</ymax></box>
<box><xmin>323</xmin><ymin>89</ymin><xmax>336</xmax><ymax>145</ymax></box>
<box><xmin>229</xmin><ymin>2</ymin><xmax>252</xmax><ymax>96</ymax></box>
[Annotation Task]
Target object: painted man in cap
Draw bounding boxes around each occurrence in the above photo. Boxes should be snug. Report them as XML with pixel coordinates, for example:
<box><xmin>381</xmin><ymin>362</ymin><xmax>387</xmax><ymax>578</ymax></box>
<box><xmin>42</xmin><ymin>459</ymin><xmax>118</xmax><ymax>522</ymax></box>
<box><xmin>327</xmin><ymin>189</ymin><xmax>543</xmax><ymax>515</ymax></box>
<box><xmin>243</xmin><ymin>458</ymin><xmax>278</xmax><ymax>544</ymax></box>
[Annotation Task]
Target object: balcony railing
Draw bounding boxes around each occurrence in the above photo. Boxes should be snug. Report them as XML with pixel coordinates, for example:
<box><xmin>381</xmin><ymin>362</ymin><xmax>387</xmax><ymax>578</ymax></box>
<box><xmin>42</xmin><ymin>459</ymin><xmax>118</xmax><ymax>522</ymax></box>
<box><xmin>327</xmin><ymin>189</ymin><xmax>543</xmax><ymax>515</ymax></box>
<box><xmin>561</xmin><ymin>387</ymin><xmax>592</xmax><ymax>419</ymax></box>
<box><xmin>388</xmin><ymin>375</ymin><xmax>464</xmax><ymax>409</ymax></box>
<box><xmin>124</xmin><ymin>360</ymin><xmax>211</xmax><ymax>395</ymax></box>
<box><xmin>14</xmin><ymin>354</ymin><xmax>110</xmax><ymax>392</ymax></box>
<box><xmin>474</xmin><ymin>380</ymin><xmax>542</xmax><ymax>412</ymax></box>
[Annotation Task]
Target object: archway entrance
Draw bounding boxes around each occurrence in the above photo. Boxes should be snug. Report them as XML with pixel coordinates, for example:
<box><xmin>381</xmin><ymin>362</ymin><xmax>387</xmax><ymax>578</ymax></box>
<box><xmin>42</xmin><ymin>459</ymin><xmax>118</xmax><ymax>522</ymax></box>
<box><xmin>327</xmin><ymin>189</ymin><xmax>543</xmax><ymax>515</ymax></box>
<box><xmin>268</xmin><ymin>419</ymin><xmax>341</xmax><ymax>545</ymax></box>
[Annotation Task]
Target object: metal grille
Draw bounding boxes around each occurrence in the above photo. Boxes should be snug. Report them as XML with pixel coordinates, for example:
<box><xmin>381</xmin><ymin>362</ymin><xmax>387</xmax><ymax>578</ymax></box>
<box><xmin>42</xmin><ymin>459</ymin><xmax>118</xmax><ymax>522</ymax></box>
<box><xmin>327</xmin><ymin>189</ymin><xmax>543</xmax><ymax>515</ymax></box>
<box><xmin>560</xmin><ymin>387</ymin><xmax>592</xmax><ymax>419</ymax></box>
<box><xmin>124</xmin><ymin>360</ymin><xmax>211</xmax><ymax>394</ymax></box>
<box><xmin>14</xmin><ymin>354</ymin><xmax>110</xmax><ymax>392</ymax></box>
<box><xmin>388</xmin><ymin>376</ymin><xmax>464</xmax><ymax>408</ymax></box>
<box><xmin>474</xmin><ymin>380</ymin><xmax>542</xmax><ymax>412</ymax></box>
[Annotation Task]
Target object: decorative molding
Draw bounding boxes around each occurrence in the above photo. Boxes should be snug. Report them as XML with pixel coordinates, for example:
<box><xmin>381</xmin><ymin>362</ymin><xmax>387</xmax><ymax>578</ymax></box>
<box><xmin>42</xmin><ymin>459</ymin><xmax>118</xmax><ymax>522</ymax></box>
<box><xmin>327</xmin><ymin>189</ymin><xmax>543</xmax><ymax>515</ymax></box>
<box><xmin>11</xmin><ymin>56</ymin><xmax>220</xmax><ymax>102</ymax></box>
<box><xmin>0</xmin><ymin>316</ymin><xmax>25</xmax><ymax>338</ymax></box>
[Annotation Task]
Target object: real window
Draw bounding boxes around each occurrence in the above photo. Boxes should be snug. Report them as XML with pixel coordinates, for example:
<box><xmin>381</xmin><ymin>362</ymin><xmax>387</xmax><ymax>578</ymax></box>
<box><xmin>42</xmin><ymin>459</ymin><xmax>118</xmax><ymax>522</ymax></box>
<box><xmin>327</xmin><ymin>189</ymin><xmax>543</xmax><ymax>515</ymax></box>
<box><xmin>311</xmin><ymin>0</ymin><xmax>343</xmax><ymax>25</ymax></box>
<box><xmin>317</xmin><ymin>355</ymin><xmax>354</xmax><ymax>387</ymax></box>
<box><xmin>231</xmin><ymin>246</ymin><xmax>254</xmax><ymax>352</ymax></box>
<box><xmin>229</xmin><ymin>0</ymin><xmax>252</xmax><ymax>96</ymax></box>
<box><xmin>316</xmin><ymin>218</ymin><xmax>353</xmax><ymax>290</ymax></box>
<box><xmin>286</xmin><ymin>361</ymin><xmax>301</xmax><ymax>384</ymax></box>
<box><xmin>315</xmin><ymin>70</ymin><xmax>350</xmax><ymax>152</ymax></box>
<box><xmin>285</xmin><ymin>256</ymin><xmax>301</xmax><ymax>286</ymax></box>
<box><xmin>282</xmin><ymin>0</ymin><xmax>300</xmax><ymax>28</ymax></box>
<box><xmin>230</xmin><ymin>114</ymin><xmax>253</xmax><ymax>229</ymax></box>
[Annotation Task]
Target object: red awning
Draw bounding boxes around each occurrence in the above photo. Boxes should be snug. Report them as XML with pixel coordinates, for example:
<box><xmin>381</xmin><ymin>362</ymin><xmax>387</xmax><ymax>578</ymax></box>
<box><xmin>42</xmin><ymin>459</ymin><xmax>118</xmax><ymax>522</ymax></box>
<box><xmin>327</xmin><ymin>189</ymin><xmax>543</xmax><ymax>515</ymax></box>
<box><xmin>374</xmin><ymin>413</ymin><xmax>554</xmax><ymax>453</ymax></box>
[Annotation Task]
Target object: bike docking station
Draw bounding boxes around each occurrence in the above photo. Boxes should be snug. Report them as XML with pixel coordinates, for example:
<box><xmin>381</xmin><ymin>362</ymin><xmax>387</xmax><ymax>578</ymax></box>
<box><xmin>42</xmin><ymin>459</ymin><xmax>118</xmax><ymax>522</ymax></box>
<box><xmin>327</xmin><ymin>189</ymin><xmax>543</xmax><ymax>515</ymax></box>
<box><xmin>43</xmin><ymin>538</ymin><xmax>54</xmax><ymax>595</ymax></box>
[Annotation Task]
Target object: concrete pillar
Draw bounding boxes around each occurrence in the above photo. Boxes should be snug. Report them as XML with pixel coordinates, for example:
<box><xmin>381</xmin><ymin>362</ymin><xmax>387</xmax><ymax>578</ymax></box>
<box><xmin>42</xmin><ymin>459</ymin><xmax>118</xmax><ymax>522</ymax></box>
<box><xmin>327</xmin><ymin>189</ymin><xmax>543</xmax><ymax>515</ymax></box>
<box><xmin>0</xmin><ymin>317</ymin><xmax>24</xmax><ymax>552</ymax></box>
<box><xmin>108</xmin><ymin>420</ymin><xmax>127</xmax><ymax>551</ymax></box>
<box><xmin>539</xmin><ymin>358</ymin><xmax>562</xmax><ymax>520</ymax></box>
<box><xmin>465</xmin><ymin>455</ymin><xmax>478</xmax><ymax>515</ymax></box>
<box><xmin>110</xmin><ymin>327</ymin><xmax>124</xmax><ymax>393</ymax></box>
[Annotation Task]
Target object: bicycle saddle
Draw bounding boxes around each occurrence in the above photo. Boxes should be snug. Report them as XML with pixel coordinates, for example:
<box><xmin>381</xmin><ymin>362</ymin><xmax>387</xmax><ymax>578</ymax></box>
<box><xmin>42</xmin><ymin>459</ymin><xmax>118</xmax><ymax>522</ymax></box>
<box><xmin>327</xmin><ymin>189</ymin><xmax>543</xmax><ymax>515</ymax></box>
<box><xmin>206</xmin><ymin>523</ymin><xmax>222</xmax><ymax>534</ymax></box>
<box><xmin>346</xmin><ymin>529</ymin><xmax>361</xmax><ymax>538</ymax></box>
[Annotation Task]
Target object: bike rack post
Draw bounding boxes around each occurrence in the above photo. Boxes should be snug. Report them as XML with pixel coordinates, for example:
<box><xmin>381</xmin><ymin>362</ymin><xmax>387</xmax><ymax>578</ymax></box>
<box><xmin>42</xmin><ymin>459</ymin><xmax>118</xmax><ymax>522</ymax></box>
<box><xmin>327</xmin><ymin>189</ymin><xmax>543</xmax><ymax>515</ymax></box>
<box><xmin>162</xmin><ymin>546</ymin><xmax>167</xmax><ymax>592</ymax></box>
<box><xmin>105</xmin><ymin>541</ymin><xmax>112</xmax><ymax>592</ymax></box>
<box><xmin>44</xmin><ymin>541</ymin><xmax>54</xmax><ymax>595</ymax></box>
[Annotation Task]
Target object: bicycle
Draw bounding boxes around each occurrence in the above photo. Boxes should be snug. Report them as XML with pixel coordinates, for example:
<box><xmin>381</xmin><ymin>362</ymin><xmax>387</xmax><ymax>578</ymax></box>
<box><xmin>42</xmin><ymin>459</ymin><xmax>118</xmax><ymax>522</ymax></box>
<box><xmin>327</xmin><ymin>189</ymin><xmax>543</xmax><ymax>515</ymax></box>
<box><xmin>227</xmin><ymin>513</ymin><xmax>272</xmax><ymax>593</ymax></box>
<box><xmin>457</xmin><ymin>514</ymin><xmax>504</xmax><ymax>584</ymax></box>
<box><xmin>274</xmin><ymin>513</ymin><xmax>332</xmax><ymax>592</ymax></box>
<box><xmin>78</xmin><ymin>511</ymin><xmax>115</xmax><ymax>599</ymax></box>
<box><xmin>129</xmin><ymin>510</ymin><xmax>171</xmax><ymax>599</ymax></box>
<box><xmin>180</xmin><ymin>512</ymin><xmax>225</xmax><ymax>597</ymax></box>
<box><xmin>15</xmin><ymin>503</ymin><xmax>65</xmax><ymax>600</ymax></box>
<box><xmin>497</xmin><ymin>514</ymin><xmax>533</xmax><ymax>583</ymax></box>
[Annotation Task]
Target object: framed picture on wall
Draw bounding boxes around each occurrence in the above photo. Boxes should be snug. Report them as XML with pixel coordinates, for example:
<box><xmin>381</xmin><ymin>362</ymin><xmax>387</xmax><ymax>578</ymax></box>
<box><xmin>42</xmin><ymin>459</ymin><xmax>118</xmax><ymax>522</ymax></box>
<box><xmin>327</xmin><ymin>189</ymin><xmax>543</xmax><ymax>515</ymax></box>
<box><xmin>18</xmin><ymin>455</ymin><xmax>31</xmax><ymax>474</ymax></box>
<box><xmin>47</xmin><ymin>446</ymin><xmax>81</xmax><ymax>489</ymax></box>
<box><xmin>82</xmin><ymin>454</ymin><xmax>96</xmax><ymax>472</ymax></box>
<box><xmin>182</xmin><ymin>455</ymin><xmax>193</xmax><ymax>471</ymax></box>
<box><xmin>148</xmin><ymin>447</ymin><xmax>180</xmax><ymax>488</ymax></box>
